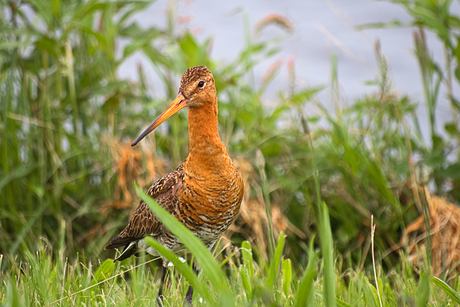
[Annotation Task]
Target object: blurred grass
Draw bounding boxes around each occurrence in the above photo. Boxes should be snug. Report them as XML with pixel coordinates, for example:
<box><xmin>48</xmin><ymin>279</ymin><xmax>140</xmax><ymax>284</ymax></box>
<box><xmin>1</xmin><ymin>0</ymin><xmax>460</xmax><ymax>305</ymax></box>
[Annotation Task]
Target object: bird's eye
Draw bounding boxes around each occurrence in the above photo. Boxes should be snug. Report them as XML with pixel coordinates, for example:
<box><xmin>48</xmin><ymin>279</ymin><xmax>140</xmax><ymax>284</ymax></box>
<box><xmin>198</xmin><ymin>81</ymin><xmax>205</xmax><ymax>88</ymax></box>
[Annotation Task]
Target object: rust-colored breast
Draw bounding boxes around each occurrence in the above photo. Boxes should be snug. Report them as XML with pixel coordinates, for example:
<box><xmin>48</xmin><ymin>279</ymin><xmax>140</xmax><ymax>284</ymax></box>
<box><xmin>174</xmin><ymin>167</ymin><xmax>244</xmax><ymax>243</ymax></box>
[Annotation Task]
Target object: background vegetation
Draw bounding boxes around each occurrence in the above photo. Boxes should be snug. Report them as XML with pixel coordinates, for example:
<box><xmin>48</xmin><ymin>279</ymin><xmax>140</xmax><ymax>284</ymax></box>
<box><xmin>1</xmin><ymin>0</ymin><xmax>460</xmax><ymax>305</ymax></box>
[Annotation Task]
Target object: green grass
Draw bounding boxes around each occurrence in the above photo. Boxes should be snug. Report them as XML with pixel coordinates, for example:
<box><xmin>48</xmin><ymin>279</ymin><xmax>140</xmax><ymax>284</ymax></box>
<box><xmin>2</xmin><ymin>0</ymin><xmax>460</xmax><ymax>305</ymax></box>
<box><xmin>1</xmin><ymin>235</ymin><xmax>459</xmax><ymax>306</ymax></box>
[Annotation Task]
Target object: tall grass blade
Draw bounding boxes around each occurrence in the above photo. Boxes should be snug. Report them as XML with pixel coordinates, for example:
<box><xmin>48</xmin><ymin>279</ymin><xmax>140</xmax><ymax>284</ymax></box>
<box><xmin>256</xmin><ymin>149</ymin><xmax>276</xmax><ymax>257</ymax></box>
<box><xmin>282</xmin><ymin>258</ymin><xmax>292</xmax><ymax>298</ymax></box>
<box><xmin>320</xmin><ymin>202</ymin><xmax>337</xmax><ymax>307</ymax></box>
<box><xmin>4</xmin><ymin>279</ymin><xmax>21</xmax><ymax>307</ymax></box>
<box><xmin>336</xmin><ymin>298</ymin><xmax>353</xmax><ymax>307</ymax></box>
<box><xmin>431</xmin><ymin>277</ymin><xmax>460</xmax><ymax>304</ymax></box>
<box><xmin>240</xmin><ymin>241</ymin><xmax>255</xmax><ymax>301</ymax></box>
<box><xmin>241</xmin><ymin>241</ymin><xmax>254</xmax><ymax>278</ymax></box>
<box><xmin>363</xmin><ymin>279</ymin><xmax>379</xmax><ymax>307</ymax></box>
<box><xmin>294</xmin><ymin>239</ymin><xmax>317</xmax><ymax>307</ymax></box>
<box><xmin>239</xmin><ymin>265</ymin><xmax>253</xmax><ymax>301</ymax></box>
<box><xmin>266</xmin><ymin>231</ymin><xmax>285</xmax><ymax>289</ymax></box>
<box><xmin>304</xmin><ymin>112</ymin><xmax>337</xmax><ymax>307</ymax></box>
<box><xmin>416</xmin><ymin>272</ymin><xmax>430</xmax><ymax>307</ymax></box>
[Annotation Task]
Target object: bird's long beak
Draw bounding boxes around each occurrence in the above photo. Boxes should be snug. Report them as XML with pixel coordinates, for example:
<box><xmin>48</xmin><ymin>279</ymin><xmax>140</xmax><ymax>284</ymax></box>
<box><xmin>131</xmin><ymin>92</ymin><xmax>188</xmax><ymax>146</ymax></box>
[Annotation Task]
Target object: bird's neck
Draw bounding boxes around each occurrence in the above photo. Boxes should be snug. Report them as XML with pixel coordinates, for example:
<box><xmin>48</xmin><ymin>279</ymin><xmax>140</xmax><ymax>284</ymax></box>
<box><xmin>185</xmin><ymin>100</ymin><xmax>234</xmax><ymax>179</ymax></box>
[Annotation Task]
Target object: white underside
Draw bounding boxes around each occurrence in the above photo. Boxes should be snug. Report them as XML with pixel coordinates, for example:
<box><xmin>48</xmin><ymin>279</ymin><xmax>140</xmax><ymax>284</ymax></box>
<box><xmin>137</xmin><ymin>238</ymin><xmax>160</xmax><ymax>256</ymax></box>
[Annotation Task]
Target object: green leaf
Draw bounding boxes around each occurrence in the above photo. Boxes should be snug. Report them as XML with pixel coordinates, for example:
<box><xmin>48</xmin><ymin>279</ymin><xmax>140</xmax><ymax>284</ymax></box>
<box><xmin>142</xmin><ymin>45</ymin><xmax>170</xmax><ymax>68</ymax></box>
<box><xmin>72</xmin><ymin>0</ymin><xmax>109</xmax><ymax>21</ymax></box>
<box><xmin>294</xmin><ymin>238</ymin><xmax>317</xmax><ymax>307</ymax></box>
<box><xmin>241</xmin><ymin>241</ymin><xmax>254</xmax><ymax>278</ymax></box>
<box><xmin>52</xmin><ymin>0</ymin><xmax>61</xmax><ymax>17</ymax></box>
<box><xmin>0</xmin><ymin>40</ymin><xmax>31</xmax><ymax>50</ymax></box>
<box><xmin>282</xmin><ymin>258</ymin><xmax>292</xmax><ymax>297</ymax></box>
<box><xmin>416</xmin><ymin>272</ymin><xmax>430</xmax><ymax>307</ymax></box>
<box><xmin>291</xmin><ymin>86</ymin><xmax>325</xmax><ymax>104</ymax></box>
<box><xmin>122</xmin><ymin>29</ymin><xmax>159</xmax><ymax>58</ymax></box>
<box><xmin>4</xmin><ymin>279</ymin><xmax>21</xmax><ymax>307</ymax></box>
<box><xmin>431</xmin><ymin>276</ymin><xmax>460</xmax><ymax>304</ymax></box>
<box><xmin>70</xmin><ymin>22</ymin><xmax>109</xmax><ymax>50</ymax></box>
<box><xmin>239</xmin><ymin>241</ymin><xmax>255</xmax><ymax>302</ymax></box>
<box><xmin>91</xmin><ymin>259</ymin><xmax>114</xmax><ymax>285</ymax></box>
<box><xmin>440</xmin><ymin>163</ymin><xmax>460</xmax><ymax>179</ymax></box>
<box><xmin>35</xmin><ymin>37</ymin><xmax>57</xmax><ymax>56</ymax></box>
<box><xmin>239</xmin><ymin>265</ymin><xmax>252</xmax><ymax>301</ymax></box>
<box><xmin>320</xmin><ymin>202</ymin><xmax>337</xmax><ymax>307</ymax></box>
<box><xmin>0</xmin><ymin>165</ymin><xmax>36</xmax><ymax>191</ymax></box>
<box><xmin>266</xmin><ymin>231</ymin><xmax>285</xmax><ymax>289</ymax></box>
<box><xmin>119</xmin><ymin>1</ymin><xmax>152</xmax><ymax>25</ymax></box>
<box><xmin>363</xmin><ymin>279</ymin><xmax>379</xmax><ymax>307</ymax></box>
<box><xmin>445</xmin><ymin>123</ymin><xmax>458</xmax><ymax>136</ymax></box>
<box><xmin>336</xmin><ymin>298</ymin><xmax>353</xmax><ymax>307</ymax></box>
<box><xmin>455</xmin><ymin>65</ymin><xmax>460</xmax><ymax>82</ymax></box>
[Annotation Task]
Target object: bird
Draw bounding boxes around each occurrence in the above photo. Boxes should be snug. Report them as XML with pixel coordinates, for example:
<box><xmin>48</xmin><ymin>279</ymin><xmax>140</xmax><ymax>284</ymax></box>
<box><xmin>104</xmin><ymin>66</ymin><xmax>244</xmax><ymax>306</ymax></box>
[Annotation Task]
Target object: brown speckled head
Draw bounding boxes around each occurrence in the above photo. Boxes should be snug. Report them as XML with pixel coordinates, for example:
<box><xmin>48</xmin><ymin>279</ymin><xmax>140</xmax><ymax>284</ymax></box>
<box><xmin>131</xmin><ymin>66</ymin><xmax>218</xmax><ymax>146</ymax></box>
<box><xmin>179</xmin><ymin>66</ymin><xmax>216</xmax><ymax>107</ymax></box>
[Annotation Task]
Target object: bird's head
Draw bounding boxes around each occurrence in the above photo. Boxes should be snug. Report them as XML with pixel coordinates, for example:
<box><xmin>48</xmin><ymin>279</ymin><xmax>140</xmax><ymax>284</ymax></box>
<box><xmin>179</xmin><ymin>66</ymin><xmax>216</xmax><ymax>108</ymax></box>
<box><xmin>131</xmin><ymin>66</ymin><xmax>216</xmax><ymax>146</ymax></box>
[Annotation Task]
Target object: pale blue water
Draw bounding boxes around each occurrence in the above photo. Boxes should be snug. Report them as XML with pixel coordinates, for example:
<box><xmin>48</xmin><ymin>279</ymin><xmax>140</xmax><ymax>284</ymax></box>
<box><xmin>118</xmin><ymin>0</ymin><xmax>459</xmax><ymax>141</ymax></box>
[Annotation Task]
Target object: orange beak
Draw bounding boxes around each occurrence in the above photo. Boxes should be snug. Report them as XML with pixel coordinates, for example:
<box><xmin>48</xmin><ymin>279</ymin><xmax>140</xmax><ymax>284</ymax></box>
<box><xmin>131</xmin><ymin>92</ymin><xmax>188</xmax><ymax>146</ymax></box>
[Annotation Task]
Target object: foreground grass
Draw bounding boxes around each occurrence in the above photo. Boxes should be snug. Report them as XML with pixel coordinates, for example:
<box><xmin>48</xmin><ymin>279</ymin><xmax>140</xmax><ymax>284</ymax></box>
<box><xmin>1</xmin><ymin>243</ymin><xmax>459</xmax><ymax>307</ymax></box>
<box><xmin>2</xmin><ymin>188</ymin><xmax>460</xmax><ymax>307</ymax></box>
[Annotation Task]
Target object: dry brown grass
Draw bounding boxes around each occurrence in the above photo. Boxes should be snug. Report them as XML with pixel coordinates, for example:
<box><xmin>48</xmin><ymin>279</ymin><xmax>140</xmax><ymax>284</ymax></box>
<box><xmin>403</xmin><ymin>185</ymin><xmax>460</xmax><ymax>278</ymax></box>
<box><xmin>100</xmin><ymin>138</ymin><xmax>166</xmax><ymax>217</ymax></box>
<box><xmin>80</xmin><ymin>139</ymin><xmax>167</xmax><ymax>244</ymax></box>
<box><xmin>226</xmin><ymin>158</ymin><xmax>305</xmax><ymax>259</ymax></box>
